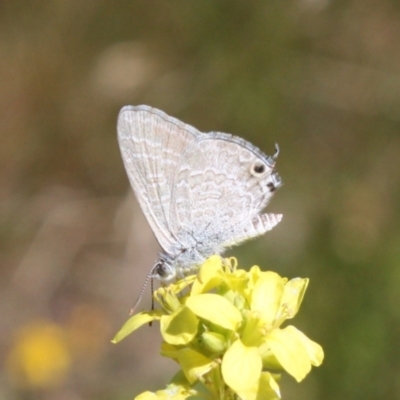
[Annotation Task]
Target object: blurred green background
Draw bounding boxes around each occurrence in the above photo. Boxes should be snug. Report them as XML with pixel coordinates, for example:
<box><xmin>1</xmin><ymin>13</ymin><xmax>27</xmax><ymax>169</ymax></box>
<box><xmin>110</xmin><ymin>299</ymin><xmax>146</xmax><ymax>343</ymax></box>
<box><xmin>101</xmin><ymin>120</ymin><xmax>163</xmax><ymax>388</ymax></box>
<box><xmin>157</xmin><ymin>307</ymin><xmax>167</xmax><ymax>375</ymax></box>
<box><xmin>1</xmin><ymin>1</ymin><xmax>400</xmax><ymax>399</ymax></box>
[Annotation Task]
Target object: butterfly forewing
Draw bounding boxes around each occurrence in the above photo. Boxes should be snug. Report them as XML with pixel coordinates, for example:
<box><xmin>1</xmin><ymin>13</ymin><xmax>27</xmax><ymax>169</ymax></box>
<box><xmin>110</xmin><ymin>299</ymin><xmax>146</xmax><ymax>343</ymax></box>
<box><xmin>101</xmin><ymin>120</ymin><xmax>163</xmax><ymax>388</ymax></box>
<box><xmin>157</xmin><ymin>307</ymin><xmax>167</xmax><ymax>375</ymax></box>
<box><xmin>117</xmin><ymin>105</ymin><xmax>198</xmax><ymax>253</ymax></box>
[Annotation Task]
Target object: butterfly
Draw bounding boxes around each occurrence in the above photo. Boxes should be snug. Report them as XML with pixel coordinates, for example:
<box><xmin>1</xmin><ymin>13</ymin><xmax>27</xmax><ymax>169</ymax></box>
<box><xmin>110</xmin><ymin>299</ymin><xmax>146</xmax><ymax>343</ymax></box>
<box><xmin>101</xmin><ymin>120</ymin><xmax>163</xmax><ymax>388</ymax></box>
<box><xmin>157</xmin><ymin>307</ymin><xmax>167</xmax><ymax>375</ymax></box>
<box><xmin>117</xmin><ymin>105</ymin><xmax>282</xmax><ymax>304</ymax></box>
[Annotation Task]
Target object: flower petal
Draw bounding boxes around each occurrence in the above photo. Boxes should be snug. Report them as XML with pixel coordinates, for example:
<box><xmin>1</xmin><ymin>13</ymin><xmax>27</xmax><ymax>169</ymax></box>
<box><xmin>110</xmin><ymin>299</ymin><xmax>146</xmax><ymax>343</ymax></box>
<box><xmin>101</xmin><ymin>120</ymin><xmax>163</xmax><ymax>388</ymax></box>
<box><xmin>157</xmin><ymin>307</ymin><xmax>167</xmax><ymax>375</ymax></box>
<box><xmin>285</xmin><ymin>325</ymin><xmax>324</xmax><ymax>366</ymax></box>
<box><xmin>264</xmin><ymin>327</ymin><xmax>311</xmax><ymax>382</ymax></box>
<box><xmin>160</xmin><ymin>306</ymin><xmax>198</xmax><ymax>345</ymax></box>
<box><xmin>135</xmin><ymin>391</ymin><xmax>159</xmax><ymax>399</ymax></box>
<box><xmin>256</xmin><ymin>372</ymin><xmax>281</xmax><ymax>400</ymax></box>
<box><xmin>135</xmin><ymin>376</ymin><xmax>200</xmax><ymax>400</ymax></box>
<box><xmin>221</xmin><ymin>339</ymin><xmax>262</xmax><ymax>400</ymax></box>
<box><xmin>177</xmin><ymin>348</ymin><xmax>214</xmax><ymax>384</ymax></box>
<box><xmin>112</xmin><ymin>310</ymin><xmax>163</xmax><ymax>343</ymax></box>
<box><xmin>160</xmin><ymin>342</ymin><xmax>179</xmax><ymax>359</ymax></box>
<box><xmin>251</xmin><ymin>272</ymin><xmax>284</xmax><ymax>325</ymax></box>
<box><xmin>185</xmin><ymin>294</ymin><xmax>242</xmax><ymax>331</ymax></box>
<box><xmin>240</xmin><ymin>313</ymin><xmax>264</xmax><ymax>347</ymax></box>
<box><xmin>191</xmin><ymin>255</ymin><xmax>224</xmax><ymax>295</ymax></box>
<box><xmin>280</xmin><ymin>278</ymin><xmax>309</xmax><ymax>319</ymax></box>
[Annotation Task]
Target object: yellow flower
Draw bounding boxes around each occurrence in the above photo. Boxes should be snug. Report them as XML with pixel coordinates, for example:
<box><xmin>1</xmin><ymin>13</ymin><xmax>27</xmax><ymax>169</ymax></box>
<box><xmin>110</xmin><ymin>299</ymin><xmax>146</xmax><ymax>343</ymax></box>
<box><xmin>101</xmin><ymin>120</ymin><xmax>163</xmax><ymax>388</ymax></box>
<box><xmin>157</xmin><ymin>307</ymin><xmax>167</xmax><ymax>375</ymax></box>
<box><xmin>113</xmin><ymin>256</ymin><xmax>324</xmax><ymax>400</ymax></box>
<box><xmin>135</xmin><ymin>371</ymin><xmax>200</xmax><ymax>399</ymax></box>
<box><xmin>6</xmin><ymin>321</ymin><xmax>71</xmax><ymax>390</ymax></box>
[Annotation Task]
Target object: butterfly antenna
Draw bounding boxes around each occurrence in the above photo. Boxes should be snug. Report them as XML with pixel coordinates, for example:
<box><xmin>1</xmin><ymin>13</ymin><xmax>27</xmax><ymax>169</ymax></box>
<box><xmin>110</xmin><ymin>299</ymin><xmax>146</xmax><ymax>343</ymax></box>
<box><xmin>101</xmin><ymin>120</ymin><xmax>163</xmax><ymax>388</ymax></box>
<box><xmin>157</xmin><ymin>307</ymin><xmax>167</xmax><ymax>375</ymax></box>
<box><xmin>151</xmin><ymin>276</ymin><xmax>155</xmax><ymax>311</ymax></box>
<box><xmin>129</xmin><ymin>267</ymin><xmax>154</xmax><ymax>315</ymax></box>
<box><xmin>273</xmin><ymin>143</ymin><xmax>280</xmax><ymax>160</ymax></box>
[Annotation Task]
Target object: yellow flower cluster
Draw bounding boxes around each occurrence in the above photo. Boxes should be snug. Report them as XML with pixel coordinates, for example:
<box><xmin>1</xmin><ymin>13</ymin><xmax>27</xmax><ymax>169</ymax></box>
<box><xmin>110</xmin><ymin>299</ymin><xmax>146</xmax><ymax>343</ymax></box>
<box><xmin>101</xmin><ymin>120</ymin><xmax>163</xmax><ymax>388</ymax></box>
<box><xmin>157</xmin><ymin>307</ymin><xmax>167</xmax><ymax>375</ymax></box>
<box><xmin>112</xmin><ymin>256</ymin><xmax>324</xmax><ymax>400</ymax></box>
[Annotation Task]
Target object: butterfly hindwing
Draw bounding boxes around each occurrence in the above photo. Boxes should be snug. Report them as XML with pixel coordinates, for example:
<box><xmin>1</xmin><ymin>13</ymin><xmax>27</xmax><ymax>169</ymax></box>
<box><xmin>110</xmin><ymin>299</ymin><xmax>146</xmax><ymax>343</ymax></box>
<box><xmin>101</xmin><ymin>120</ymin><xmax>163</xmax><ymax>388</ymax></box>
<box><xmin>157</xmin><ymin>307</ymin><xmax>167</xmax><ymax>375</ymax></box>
<box><xmin>170</xmin><ymin>132</ymin><xmax>281</xmax><ymax>253</ymax></box>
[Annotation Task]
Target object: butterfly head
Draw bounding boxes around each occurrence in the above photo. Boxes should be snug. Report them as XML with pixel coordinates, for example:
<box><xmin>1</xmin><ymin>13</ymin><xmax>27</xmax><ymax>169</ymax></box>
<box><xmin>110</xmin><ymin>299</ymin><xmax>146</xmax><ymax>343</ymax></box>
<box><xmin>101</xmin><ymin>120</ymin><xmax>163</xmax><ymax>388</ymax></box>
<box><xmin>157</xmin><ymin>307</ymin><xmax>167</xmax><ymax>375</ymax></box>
<box><xmin>151</xmin><ymin>258</ymin><xmax>177</xmax><ymax>282</ymax></box>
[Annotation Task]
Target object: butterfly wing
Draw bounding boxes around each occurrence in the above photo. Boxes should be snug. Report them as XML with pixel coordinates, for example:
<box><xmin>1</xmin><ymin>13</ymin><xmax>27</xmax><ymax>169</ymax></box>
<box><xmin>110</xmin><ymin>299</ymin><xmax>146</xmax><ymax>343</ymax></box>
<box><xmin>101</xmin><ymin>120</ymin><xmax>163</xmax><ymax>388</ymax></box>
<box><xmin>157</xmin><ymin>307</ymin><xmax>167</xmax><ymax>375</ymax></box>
<box><xmin>117</xmin><ymin>105</ymin><xmax>199</xmax><ymax>253</ymax></box>
<box><xmin>170</xmin><ymin>132</ymin><xmax>282</xmax><ymax>254</ymax></box>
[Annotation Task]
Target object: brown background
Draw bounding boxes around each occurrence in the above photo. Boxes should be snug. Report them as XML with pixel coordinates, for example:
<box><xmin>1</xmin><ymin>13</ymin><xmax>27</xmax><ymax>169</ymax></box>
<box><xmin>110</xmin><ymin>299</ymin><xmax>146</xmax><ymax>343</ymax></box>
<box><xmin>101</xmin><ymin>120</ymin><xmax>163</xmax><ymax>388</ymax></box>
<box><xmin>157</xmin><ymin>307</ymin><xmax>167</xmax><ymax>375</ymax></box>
<box><xmin>1</xmin><ymin>2</ymin><xmax>400</xmax><ymax>399</ymax></box>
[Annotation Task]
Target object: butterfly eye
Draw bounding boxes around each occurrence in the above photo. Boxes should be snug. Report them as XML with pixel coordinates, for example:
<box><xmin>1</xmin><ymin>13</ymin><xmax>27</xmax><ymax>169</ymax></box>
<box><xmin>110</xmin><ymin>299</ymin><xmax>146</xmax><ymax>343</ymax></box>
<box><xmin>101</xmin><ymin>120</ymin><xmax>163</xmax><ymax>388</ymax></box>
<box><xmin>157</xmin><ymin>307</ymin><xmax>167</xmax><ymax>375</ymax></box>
<box><xmin>250</xmin><ymin>161</ymin><xmax>266</xmax><ymax>176</ymax></box>
<box><xmin>152</xmin><ymin>260</ymin><xmax>176</xmax><ymax>281</ymax></box>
